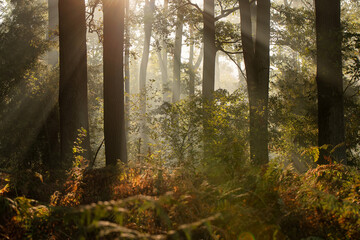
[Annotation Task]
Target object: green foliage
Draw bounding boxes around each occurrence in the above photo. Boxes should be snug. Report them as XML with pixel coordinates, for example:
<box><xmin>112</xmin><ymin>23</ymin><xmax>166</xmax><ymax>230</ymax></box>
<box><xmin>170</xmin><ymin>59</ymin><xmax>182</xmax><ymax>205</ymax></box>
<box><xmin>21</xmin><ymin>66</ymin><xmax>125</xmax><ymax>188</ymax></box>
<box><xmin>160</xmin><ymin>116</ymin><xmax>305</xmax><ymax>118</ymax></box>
<box><xmin>0</xmin><ymin>0</ymin><xmax>58</xmax><ymax>171</ymax></box>
<box><xmin>270</xmin><ymin>0</ymin><xmax>360</xmax><ymax>167</ymax></box>
<box><xmin>0</xmin><ymin>0</ymin><xmax>50</xmax><ymax>100</ymax></box>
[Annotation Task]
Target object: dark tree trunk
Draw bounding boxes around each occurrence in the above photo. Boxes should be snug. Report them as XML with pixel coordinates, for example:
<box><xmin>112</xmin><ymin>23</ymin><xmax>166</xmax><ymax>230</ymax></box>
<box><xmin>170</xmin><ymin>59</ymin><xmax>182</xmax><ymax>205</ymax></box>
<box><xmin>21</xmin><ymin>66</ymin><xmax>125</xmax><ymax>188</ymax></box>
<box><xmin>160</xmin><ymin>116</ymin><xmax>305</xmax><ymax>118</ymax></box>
<box><xmin>47</xmin><ymin>0</ymin><xmax>59</xmax><ymax>65</ymax></box>
<box><xmin>202</xmin><ymin>0</ymin><xmax>216</xmax><ymax>100</ymax></box>
<box><xmin>239</xmin><ymin>0</ymin><xmax>270</xmax><ymax>165</ymax></box>
<box><xmin>172</xmin><ymin>13</ymin><xmax>183</xmax><ymax>103</ymax></box>
<box><xmin>125</xmin><ymin>0</ymin><xmax>130</xmax><ymax>144</ymax></box>
<box><xmin>103</xmin><ymin>0</ymin><xmax>127</xmax><ymax>165</ymax></box>
<box><xmin>44</xmin><ymin>106</ymin><xmax>60</xmax><ymax>169</ymax></box>
<box><xmin>315</xmin><ymin>0</ymin><xmax>345</xmax><ymax>164</ymax></box>
<box><xmin>58</xmin><ymin>0</ymin><xmax>91</xmax><ymax>166</ymax></box>
<box><xmin>44</xmin><ymin>0</ymin><xmax>60</xmax><ymax>170</ymax></box>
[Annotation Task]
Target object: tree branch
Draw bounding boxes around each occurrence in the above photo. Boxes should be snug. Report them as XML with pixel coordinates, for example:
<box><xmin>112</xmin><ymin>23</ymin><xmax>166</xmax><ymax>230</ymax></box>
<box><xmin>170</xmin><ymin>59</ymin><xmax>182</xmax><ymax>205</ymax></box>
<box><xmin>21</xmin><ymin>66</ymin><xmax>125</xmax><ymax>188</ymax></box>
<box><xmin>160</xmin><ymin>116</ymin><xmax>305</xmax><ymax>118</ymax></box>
<box><xmin>185</xmin><ymin>0</ymin><xmax>203</xmax><ymax>15</ymax></box>
<box><xmin>215</xmin><ymin>7</ymin><xmax>240</xmax><ymax>21</ymax></box>
<box><xmin>219</xmin><ymin>47</ymin><xmax>247</xmax><ymax>80</ymax></box>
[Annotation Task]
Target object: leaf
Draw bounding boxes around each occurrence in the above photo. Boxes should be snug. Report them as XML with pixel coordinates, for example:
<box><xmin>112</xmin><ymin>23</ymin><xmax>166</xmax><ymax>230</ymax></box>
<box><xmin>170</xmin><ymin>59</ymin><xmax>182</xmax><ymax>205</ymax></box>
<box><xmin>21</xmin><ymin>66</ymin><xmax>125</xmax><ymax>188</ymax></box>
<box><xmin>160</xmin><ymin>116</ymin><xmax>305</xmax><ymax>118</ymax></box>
<box><xmin>35</xmin><ymin>172</ymin><xmax>43</xmax><ymax>183</ymax></box>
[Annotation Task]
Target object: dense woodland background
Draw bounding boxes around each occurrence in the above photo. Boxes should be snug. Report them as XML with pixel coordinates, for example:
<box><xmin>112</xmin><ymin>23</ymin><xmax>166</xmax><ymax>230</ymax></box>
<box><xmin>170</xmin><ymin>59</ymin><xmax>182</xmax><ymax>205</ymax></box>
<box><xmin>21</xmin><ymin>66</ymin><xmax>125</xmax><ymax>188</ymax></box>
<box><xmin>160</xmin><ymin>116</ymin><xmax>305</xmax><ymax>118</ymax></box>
<box><xmin>0</xmin><ymin>0</ymin><xmax>360</xmax><ymax>239</ymax></box>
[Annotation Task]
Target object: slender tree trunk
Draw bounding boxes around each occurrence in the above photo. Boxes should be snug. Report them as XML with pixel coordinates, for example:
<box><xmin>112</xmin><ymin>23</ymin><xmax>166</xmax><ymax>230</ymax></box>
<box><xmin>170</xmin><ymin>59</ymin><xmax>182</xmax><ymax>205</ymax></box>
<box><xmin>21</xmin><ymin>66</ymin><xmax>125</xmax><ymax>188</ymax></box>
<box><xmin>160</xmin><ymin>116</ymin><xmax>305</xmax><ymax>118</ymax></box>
<box><xmin>103</xmin><ymin>0</ymin><xmax>127</xmax><ymax>165</ymax></box>
<box><xmin>189</xmin><ymin>25</ymin><xmax>195</xmax><ymax>96</ymax></box>
<box><xmin>215</xmin><ymin>52</ymin><xmax>220</xmax><ymax>87</ymax></box>
<box><xmin>139</xmin><ymin>0</ymin><xmax>155</xmax><ymax>150</ymax></box>
<box><xmin>202</xmin><ymin>0</ymin><xmax>216</xmax><ymax>100</ymax></box>
<box><xmin>157</xmin><ymin>50</ymin><xmax>169</xmax><ymax>101</ymax></box>
<box><xmin>58</xmin><ymin>0</ymin><xmax>91</xmax><ymax>166</ymax></box>
<box><xmin>172</xmin><ymin>13</ymin><xmax>183</xmax><ymax>103</ymax></box>
<box><xmin>315</xmin><ymin>0</ymin><xmax>345</xmax><ymax>164</ymax></box>
<box><xmin>161</xmin><ymin>0</ymin><xmax>170</xmax><ymax>102</ymax></box>
<box><xmin>188</xmin><ymin>25</ymin><xmax>203</xmax><ymax>96</ymax></box>
<box><xmin>239</xmin><ymin>0</ymin><xmax>270</xmax><ymax>165</ymax></box>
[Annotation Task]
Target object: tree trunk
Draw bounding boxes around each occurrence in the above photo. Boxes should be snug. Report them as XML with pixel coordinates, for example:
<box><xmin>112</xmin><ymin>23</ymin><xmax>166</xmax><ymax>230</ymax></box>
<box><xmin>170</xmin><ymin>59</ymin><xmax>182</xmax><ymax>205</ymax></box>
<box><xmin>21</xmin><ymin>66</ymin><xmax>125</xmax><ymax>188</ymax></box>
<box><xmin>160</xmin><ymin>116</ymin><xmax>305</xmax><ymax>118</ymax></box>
<box><xmin>58</xmin><ymin>0</ymin><xmax>91</xmax><ymax>166</ymax></box>
<box><xmin>139</xmin><ymin>0</ymin><xmax>155</xmax><ymax>151</ymax></box>
<box><xmin>315</xmin><ymin>0</ymin><xmax>345</xmax><ymax>164</ymax></box>
<box><xmin>188</xmin><ymin>25</ymin><xmax>204</xmax><ymax>96</ymax></box>
<box><xmin>103</xmin><ymin>0</ymin><xmax>127</xmax><ymax>165</ymax></box>
<box><xmin>202</xmin><ymin>0</ymin><xmax>216</xmax><ymax>100</ymax></box>
<box><xmin>44</xmin><ymin>0</ymin><xmax>60</xmax><ymax>170</ymax></box>
<box><xmin>125</xmin><ymin>0</ymin><xmax>130</xmax><ymax>144</ymax></box>
<box><xmin>47</xmin><ymin>0</ymin><xmax>58</xmax><ymax>65</ymax></box>
<box><xmin>215</xmin><ymin>52</ymin><xmax>220</xmax><ymax>87</ymax></box>
<box><xmin>239</xmin><ymin>0</ymin><xmax>270</xmax><ymax>165</ymax></box>
<box><xmin>189</xmin><ymin>26</ymin><xmax>195</xmax><ymax>96</ymax></box>
<box><xmin>161</xmin><ymin>0</ymin><xmax>170</xmax><ymax>102</ymax></box>
<box><xmin>172</xmin><ymin>13</ymin><xmax>183</xmax><ymax>103</ymax></box>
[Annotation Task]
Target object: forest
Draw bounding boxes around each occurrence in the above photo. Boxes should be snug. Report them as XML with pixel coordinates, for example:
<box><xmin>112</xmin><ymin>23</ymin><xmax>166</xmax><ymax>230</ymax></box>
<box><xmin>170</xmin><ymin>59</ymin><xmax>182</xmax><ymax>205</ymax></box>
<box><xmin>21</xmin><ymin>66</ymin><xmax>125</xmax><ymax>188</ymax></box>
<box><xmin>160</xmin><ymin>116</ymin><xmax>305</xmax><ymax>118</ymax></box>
<box><xmin>0</xmin><ymin>0</ymin><xmax>360</xmax><ymax>239</ymax></box>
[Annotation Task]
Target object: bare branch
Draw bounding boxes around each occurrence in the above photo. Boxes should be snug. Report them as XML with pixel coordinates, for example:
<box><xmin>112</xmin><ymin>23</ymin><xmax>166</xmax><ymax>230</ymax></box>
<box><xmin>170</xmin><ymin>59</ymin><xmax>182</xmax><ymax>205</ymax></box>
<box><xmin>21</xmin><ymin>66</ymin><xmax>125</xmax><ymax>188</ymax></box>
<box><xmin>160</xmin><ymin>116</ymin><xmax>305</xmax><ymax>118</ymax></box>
<box><xmin>219</xmin><ymin>47</ymin><xmax>247</xmax><ymax>80</ymax></box>
<box><xmin>215</xmin><ymin>6</ymin><xmax>240</xmax><ymax>21</ymax></box>
<box><xmin>185</xmin><ymin>0</ymin><xmax>203</xmax><ymax>15</ymax></box>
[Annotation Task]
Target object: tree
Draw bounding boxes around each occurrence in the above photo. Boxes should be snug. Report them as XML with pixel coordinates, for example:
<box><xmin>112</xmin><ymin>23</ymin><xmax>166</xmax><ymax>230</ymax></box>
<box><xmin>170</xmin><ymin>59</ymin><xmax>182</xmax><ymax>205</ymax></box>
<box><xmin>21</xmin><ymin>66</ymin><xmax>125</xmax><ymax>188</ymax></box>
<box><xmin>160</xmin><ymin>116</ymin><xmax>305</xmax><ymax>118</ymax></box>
<box><xmin>156</xmin><ymin>0</ymin><xmax>170</xmax><ymax>103</ymax></box>
<box><xmin>58</xmin><ymin>0</ymin><xmax>91</xmax><ymax>165</ymax></box>
<box><xmin>172</xmin><ymin>11</ymin><xmax>184</xmax><ymax>103</ymax></box>
<box><xmin>125</xmin><ymin>0</ymin><xmax>130</xmax><ymax>142</ymax></box>
<box><xmin>47</xmin><ymin>0</ymin><xmax>59</xmax><ymax>66</ymax></box>
<box><xmin>188</xmin><ymin>24</ymin><xmax>203</xmax><ymax>96</ymax></box>
<box><xmin>138</xmin><ymin>0</ymin><xmax>155</xmax><ymax>150</ymax></box>
<box><xmin>202</xmin><ymin>0</ymin><xmax>216</xmax><ymax>100</ymax></box>
<box><xmin>315</xmin><ymin>0</ymin><xmax>346</xmax><ymax>164</ymax></box>
<box><xmin>103</xmin><ymin>0</ymin><xmax>127</xmax><ymax>165</ymax></box>
<box><xmin>0</xmin><ymin>0</ymin><xmax>49</xmax><ymax>101</ymax></box>
<box><xmin>239</xmin><ymin>0</ymin><xmax>271</xmax><ymax>165</ymax></box>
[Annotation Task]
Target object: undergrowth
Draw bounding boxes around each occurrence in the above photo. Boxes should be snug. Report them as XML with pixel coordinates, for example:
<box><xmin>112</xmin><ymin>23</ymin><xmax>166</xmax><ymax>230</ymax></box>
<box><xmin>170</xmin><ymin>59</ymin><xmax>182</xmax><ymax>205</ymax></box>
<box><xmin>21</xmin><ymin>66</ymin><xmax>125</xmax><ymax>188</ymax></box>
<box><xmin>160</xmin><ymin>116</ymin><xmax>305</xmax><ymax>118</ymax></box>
<box><xmin>0</xmin><ymin>93</ymin><xmax>359</xmax><ymax>239</ymax></box>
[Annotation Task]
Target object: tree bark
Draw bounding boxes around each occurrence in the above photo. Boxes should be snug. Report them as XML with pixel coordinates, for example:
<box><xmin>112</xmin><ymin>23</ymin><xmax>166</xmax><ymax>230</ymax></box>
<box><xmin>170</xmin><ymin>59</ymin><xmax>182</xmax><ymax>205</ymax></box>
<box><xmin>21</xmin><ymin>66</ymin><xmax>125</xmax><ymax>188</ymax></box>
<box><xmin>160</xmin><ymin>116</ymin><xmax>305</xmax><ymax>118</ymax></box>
<box><xmin>44</xmin><ymin>0</ymin><xmax>60</xmax><ymax>169</ymax></box>
<box><xmin>239</xmin><ymin>0</ymin><xmax>270</xmax><ymax>165</ymax></box>
<box><xmin>161</xmin><ymin>0</ymin><xmax>170</xmax><ymax>102</ymax></box>
<box><xmin>125</xmin><ymin>0</ymin><xmax>130</xmax><ymax>144</ymax></box>
<box><xmin>172</xmin><ymin>13</ymin><xmax>183</xmax><ymax>103</ymax></box>
<box><xmin>215</xmin><ymin>52</ymin><xmax>220</xmax><ymax>87</ymax></box>
<box><xmin>315</xmin><ymin>0</ymin><xmax>346</xmax><ymax>164</ymax></box>
<box><xmin>58</xmin><ymin>0</ymin><xmax>91</xmax><ymax>166</ymax></box>
<box><xmin>139</xmin><ymin>0</ymin><xmax>155</xmax><ymax>151</ymax></box>
<box><xmin>103</xmin><ymin>0</ymin><xmax>127</xmax><ymax>165</ymax></box>
<box><xmin>47</xmin><ymin>0</ymin><xmax>59</xmax><ymax>65</ymax></box>
<box><xmin>202</xmin><ymin>0</ymin><xmax>216</xmax><ymax>100</ymax></box>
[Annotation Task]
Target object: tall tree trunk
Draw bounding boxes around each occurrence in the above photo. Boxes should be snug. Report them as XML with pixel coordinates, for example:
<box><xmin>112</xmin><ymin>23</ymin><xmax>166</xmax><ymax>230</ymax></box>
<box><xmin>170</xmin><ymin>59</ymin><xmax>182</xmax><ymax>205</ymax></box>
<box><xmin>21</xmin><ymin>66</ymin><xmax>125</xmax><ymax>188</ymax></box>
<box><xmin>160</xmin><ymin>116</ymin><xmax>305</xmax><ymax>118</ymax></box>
<box><xmin>189</xmin><ymin>25</ymin><xmax>195</xmax><ymax>96</ymax></box>
<box><xmin>103</xmin><ymin>0</ymin><xmax>127</xmax><ymax>165</ymax></box>
<box><xmin>172</xmin><ymin>13</ymin><xmax>183</xmax><ymax>103</ymax></box>
<box><xmin>161</xmin><ymin>0</ymin><xmax>170</xmax><ymax>102</ymax></box>
<box><xmin>189</xmin><ymin>31</ymin><xmax>203</xmax><ymax>96</ymax></box>
<box><xmin>44</xmin><ymin>0</ymin><xmax>60</xmax><ymax>170</ymax></box>
<box><xmin>139</xmin><ymin>0</ymin><xmax>155</xmax><ymax>151</ymax></box>
<box><xmin>315</xmin><ymin>0</ymin><xmax>345</xmax><ymax>164</ymax></box>
<box><xmin>215</xmin><ymin>52</ymin><xmax>220</xmax><ymax>87</ymax></box>
<box><xmin>125</xmin><ymin>0</ymin><xmax>130</xmax><ymax>144</ymax></box>
<box><xmin>239</xmin><ymin>0</ymin><xmax>270</xmax><ymax>165</ymax></box>
<box><xmin>157</xmin><ymin>49</ymin><xmax>169</xmax><ymax>101</ymax></box>
<box><xmin>47</xmin><ymin>0</ymin><xmax>59</xmax><ymax>65</ymax></box>
<box><xmin>202</xmin><ymin>0</ymin><xmax>216</xmax><ymax>100</ymax></box>
<box><xmin>58</xmin><ymin>0</ymin><xmax>91</xmax><ymax>166</ymax></box>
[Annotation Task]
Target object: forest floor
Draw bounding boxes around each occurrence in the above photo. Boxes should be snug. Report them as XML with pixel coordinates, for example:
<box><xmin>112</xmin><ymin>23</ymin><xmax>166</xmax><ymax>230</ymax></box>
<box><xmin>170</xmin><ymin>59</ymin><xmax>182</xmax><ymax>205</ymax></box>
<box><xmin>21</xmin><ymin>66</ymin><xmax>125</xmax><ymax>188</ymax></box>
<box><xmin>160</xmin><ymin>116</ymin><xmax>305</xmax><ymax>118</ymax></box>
<box><xmin>0</xmin><ymin>161</ymin><xmax>360</xmax><ymax>240</ymax></box>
